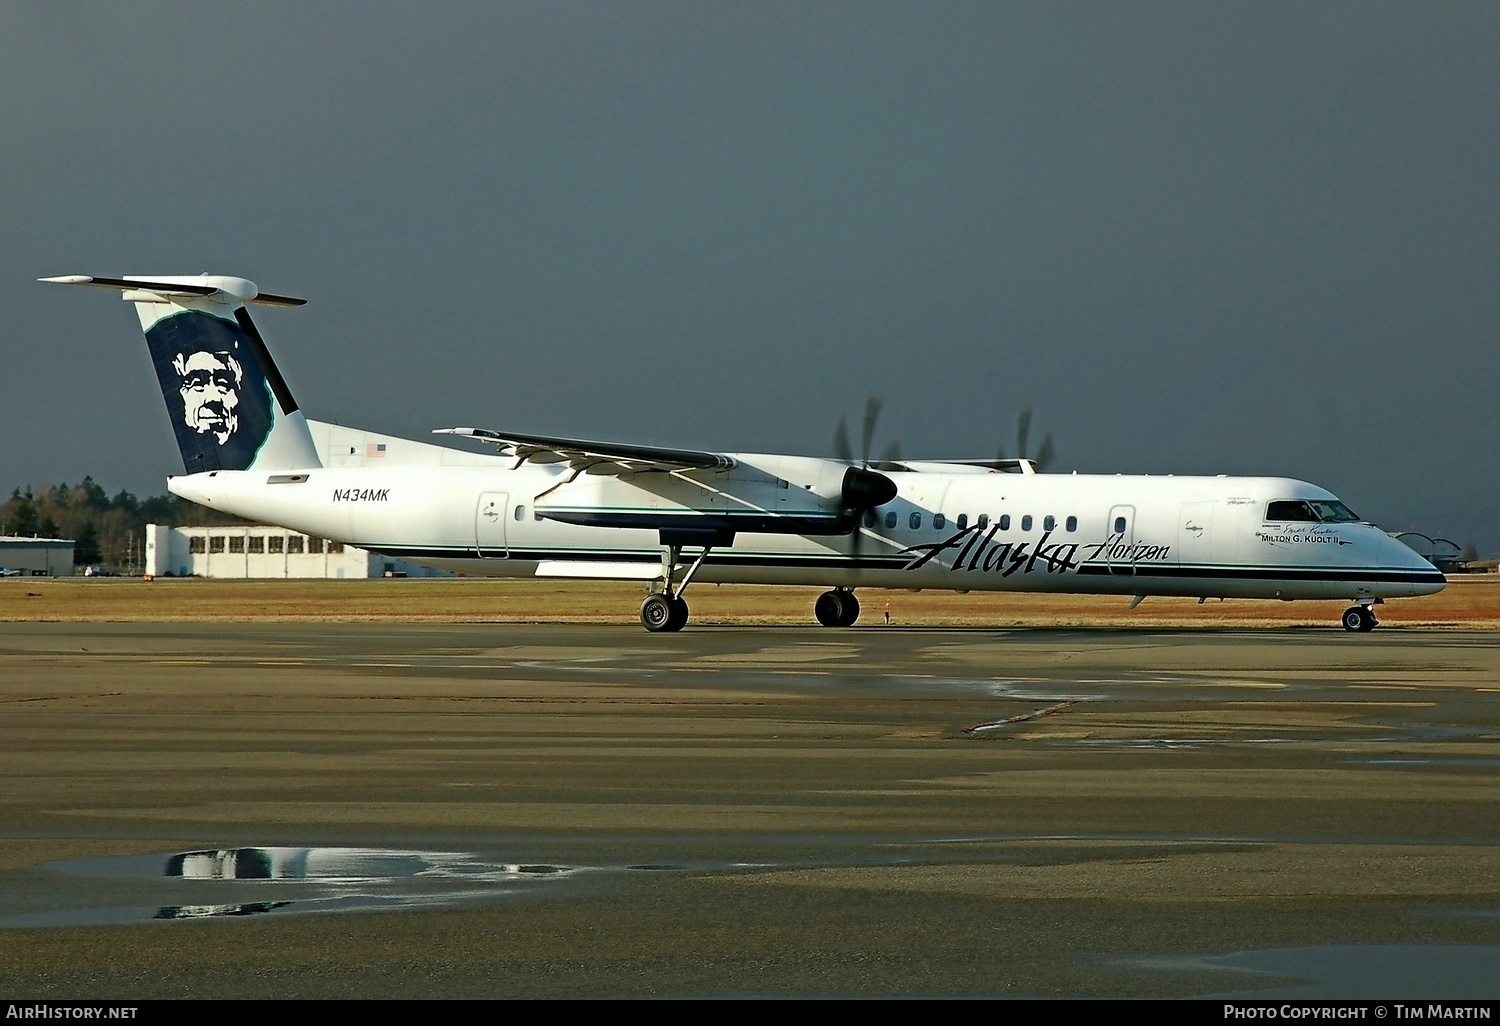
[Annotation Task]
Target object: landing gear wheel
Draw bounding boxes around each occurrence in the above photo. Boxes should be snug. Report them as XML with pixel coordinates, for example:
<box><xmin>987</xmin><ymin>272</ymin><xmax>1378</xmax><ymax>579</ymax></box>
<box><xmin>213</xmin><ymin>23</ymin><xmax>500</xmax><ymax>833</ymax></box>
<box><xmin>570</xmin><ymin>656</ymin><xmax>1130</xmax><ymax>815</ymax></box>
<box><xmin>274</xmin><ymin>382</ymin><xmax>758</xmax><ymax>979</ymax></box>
<box><xmin>836</xmin><ymin>590</ymin><xmax>860</xmax><ymax>627</ymax></box>
<box><xmin>641</xmin><ymin>593</ymin><xmax>675</xmax><ymax>633</ymax></box>
<box><xmin>814</xmin><ymin>590</ymin><xmax>845</xmax><ymax>627</ymax></box>
<box><xmin>667</xmin><ymin>597</ymin><xmax>690</xmax><ymax>632</ymax></box>
<box><xmin>1342</xmin><ymin>606</ymin><xmax>1377</xmax><ymax>633</ymax></box>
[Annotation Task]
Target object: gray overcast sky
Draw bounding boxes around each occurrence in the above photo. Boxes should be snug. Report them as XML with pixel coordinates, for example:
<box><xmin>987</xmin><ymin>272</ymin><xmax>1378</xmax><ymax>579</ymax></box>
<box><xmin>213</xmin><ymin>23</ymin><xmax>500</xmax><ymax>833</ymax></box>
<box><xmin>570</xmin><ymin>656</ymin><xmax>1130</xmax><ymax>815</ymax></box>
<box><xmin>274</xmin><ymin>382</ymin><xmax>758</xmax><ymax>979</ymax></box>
<box><xmin>2</xmin><ymin>2</ymin><xmax>1497</xmax><ymax>551</ymax></box>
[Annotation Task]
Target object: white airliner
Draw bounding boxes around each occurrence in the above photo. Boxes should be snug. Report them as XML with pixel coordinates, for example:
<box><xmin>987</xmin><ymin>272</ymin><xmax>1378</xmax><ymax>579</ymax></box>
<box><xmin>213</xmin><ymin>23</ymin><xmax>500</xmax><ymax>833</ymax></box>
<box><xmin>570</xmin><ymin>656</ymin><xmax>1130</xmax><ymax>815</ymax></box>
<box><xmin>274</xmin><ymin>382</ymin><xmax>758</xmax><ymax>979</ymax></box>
<box><xmin>44</xmin><ymin>273</ymin><xmax>1445</xmax><ymax>633</ymax></box>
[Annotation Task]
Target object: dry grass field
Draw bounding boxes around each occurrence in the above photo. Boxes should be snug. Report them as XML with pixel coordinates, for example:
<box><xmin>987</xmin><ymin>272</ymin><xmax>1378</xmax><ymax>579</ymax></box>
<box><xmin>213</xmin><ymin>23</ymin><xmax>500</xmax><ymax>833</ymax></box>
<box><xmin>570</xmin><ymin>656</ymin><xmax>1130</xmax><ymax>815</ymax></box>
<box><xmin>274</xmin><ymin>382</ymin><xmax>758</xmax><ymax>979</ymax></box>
<box><xmin>2</xmin><ymin>572</ymin><xmax>1497</xmax><ymax>628</ymax></box>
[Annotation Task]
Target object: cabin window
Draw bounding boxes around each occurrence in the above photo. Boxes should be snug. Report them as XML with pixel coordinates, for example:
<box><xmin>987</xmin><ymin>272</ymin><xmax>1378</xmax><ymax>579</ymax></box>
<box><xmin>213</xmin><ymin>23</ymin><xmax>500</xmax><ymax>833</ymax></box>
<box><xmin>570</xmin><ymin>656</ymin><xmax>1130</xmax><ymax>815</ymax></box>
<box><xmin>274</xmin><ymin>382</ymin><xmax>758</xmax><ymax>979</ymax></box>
<box><xmin>514</xmin><ymin>504</ymin><xmax>525</xmax><ymax>521</ymax></box>
<box><xmin>863</xmin><ymin>510</ymin><xmax>877</xmax><ymax>528</ymax></box>
<box><xmin>534</xmin><ymin>509</ymin><xmax>543</xmax><ymax>521</ymax></box>
<box><xmin>1265</xmin><ymin>500</ymin><xmax>1319</xmax><ymax>522</ymax></box>
<box><xmin>1114</xmin><ymin>516</ymin><xmax>1127</xmax><ymax>534</ymax></box>
<box><xmin>189</xmin><ymin>536</ymin><xmax>206</xmax><ymax>554</ymax></box>
<box><xmin>978</xmin><ymin>514</ymin><xmax>989</xmax><ymax>529</ymax></box>
<box><xmin>328</xmin><ymin>542</ymin><xmax>344</xmax><ymax>554</ymax></box>
<box><xmin>1021</xmin><ymin>515</ymin><xmax>1033</xmax><ymax>531</ymax></box>
<box><xmin>248</xmin><ymin>537</ymin><xmax>265</xmax><ymax>554</ymax></box>
<box><xmin>997</xmin><ymin>514</ymin><xmax>1008</xmax><ymax>530</ymax></box>
<box><xmin>885</xmin><ymin>511</ymin><xmax>898</xmax><ymax>529</ymax></box>
<box><xmin>228</xmin><ymin>536</ymin><xmax>245</xmax><ymax>553</ymax></box>
<box><xmin>933</xmin><ymin>513</ymin><xmax>946</xmax><ymax>530</ymax></box>
<box><xmin>1066</xmin><ymin>516</ymin><xmax>1078</xmax><ymax>532</ymax></box>
<box><xmin>288</xmin><ymin>536</ymin><xmax>305</xmax><ymax>554</ymax></box>
<box><xmin>909</xmin><ymin>512</ymin><xmax>922</xmax><ymax>530</ymax></box>
<box><xmin>1043</xmin><ymin>515</ymin><xmax>1056</xmax><ymax>532</ymax></box>
<box><xmin>268</xmin><ymin>536</ymin><xmax>285</xmax><ymax>554</ymax></box>
<box><xmin>956</xmin><ymin>513</ymin><xmax>968</xmax><ymax>530</ymax></box>
<box><xmin>309</xmin><ymin>538</ymin><xmax>325</xmax><ymax>554</ymax></box>
<box><xmin>208</xmin><ymin>536</ymin><xmax>225</xmax><ymax>553</ymax></box>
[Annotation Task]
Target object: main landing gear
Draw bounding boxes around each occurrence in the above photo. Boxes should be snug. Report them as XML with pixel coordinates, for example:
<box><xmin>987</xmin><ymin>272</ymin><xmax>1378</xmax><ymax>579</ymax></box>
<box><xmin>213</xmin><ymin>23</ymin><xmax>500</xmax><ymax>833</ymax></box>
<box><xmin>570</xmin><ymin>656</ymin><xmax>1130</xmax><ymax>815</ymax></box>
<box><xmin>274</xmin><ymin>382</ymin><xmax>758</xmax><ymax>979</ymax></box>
<box><xmin>639</xmin><ymin>541</ymin><xmax>713</xmax><ymax>633</ymax></box>
<box><xmin>1341</xmin><ymin>604</ymin><xmax>1378</xmax><ymax>633</ymax></box>
<box><xmin>814</xmin><ymin>588</ymin><xmax>860</xmax><ymax>627</ymax></box>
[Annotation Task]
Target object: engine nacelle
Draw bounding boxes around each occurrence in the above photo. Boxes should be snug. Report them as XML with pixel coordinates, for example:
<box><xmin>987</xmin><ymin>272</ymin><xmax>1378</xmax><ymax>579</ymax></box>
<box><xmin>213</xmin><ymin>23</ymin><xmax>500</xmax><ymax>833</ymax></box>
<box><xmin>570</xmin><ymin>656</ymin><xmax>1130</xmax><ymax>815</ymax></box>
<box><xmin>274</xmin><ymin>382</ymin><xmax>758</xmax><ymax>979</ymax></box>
<box><xmin>841</xmin><ymin>466</ymin><xmax>897</xmax><ymax>510</ymax></box>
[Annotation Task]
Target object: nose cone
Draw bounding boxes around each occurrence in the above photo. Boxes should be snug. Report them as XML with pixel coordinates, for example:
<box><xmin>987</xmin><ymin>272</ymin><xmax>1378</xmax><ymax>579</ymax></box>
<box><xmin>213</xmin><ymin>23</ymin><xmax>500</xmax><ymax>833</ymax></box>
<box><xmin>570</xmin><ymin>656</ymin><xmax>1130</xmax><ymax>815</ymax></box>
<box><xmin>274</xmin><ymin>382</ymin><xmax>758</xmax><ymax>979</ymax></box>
<box><xmin>1381</xmin><ymin>533</ymin><xmax>1447</xmax><ymax>596</ymax></box>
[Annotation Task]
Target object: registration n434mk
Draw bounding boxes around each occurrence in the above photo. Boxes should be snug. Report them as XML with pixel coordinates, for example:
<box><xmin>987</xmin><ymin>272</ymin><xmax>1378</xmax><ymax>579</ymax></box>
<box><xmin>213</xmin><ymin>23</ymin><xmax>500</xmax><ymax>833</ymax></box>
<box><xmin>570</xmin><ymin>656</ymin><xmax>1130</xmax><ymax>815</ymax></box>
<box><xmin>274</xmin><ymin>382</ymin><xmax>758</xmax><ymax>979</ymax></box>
<box><xmin>43</xmin><ymin>273</ymin><xmax>1444</xmax><ymax>633</ymax></box>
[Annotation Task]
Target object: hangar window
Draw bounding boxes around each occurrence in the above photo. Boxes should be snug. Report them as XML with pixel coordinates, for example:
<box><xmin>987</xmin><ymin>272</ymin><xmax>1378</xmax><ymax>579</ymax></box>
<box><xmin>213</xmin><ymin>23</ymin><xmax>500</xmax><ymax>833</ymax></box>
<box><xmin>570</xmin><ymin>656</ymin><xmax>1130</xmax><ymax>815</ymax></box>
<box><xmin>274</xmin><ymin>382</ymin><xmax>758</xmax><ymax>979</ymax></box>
<box><xmin>248</xmin><ymin>537</ymin><xmax>265</xmax><ymax>554</ymax></box>
<box><xmin>309</xmin><ymin>538</ymin><xmax>325</xmax><ymax>554</ymax></box>
<box><xmin>997</xmin><ymin>514</ymin><xmax>1008</xmax><ymax>531</ymax></box>
<box><xmin>885</xmin><ymin>511</ymin><xmax>898</xmax><ymax>529</ymax></box>
<box><xmin>514</xmin><ymin>504</ymin><xmax>525</xmax><ymax>521</ymax></box>
<box><xmin>208</xmin><ymin>536</ymin><xmax>225</xmax><ymax>553</ymax></box>
<box><xmin>933</xmin><ymin>513</ymin><xmax>946</xmax><ymax>530</ymax></box>
<box><xmin>909</xmin><ymin>512</ymin><xmax>922</xmax><ymax>530</ymax></box>
<box><xmin>1066</xmin><ymin>516</ymin><xmax>1078</xmax><ymax>532</ymax></box>
<box><xmin>288</xmin><ymin>536</ymin><xmax>305</xmax><ymax>554</ymax></box>
<box><xmin>189</xmin><ymin>536</ymin><xmax>206</xmax><ymax>554</ymax></box>
<box><xmin>1021</xmin><ymin>515</ymin><xmax>1033</xmax><ymax>531</ymax></box>
<box><xmin>1043</xmin><ymin>515</ymin><xmax>1056</xmax><ymax>532</ymax></box>
<box><xmin>228</xmin><ymin>536</ymin><xmax>245</xmax><ymax>554</ymax></box>
<box><xmin>956</xmin><ymin>513</ymin><xmax>968</xmax><ymax>530</ymax></box>
<box><xmin>328</xmin><ymin>542</ymin><xmax>344</xmax><ymax>554</ymax></box>
<box><xmin>268</xmin><ymin>537</ymin><xmax>285</xmax><ymax>554</ymax></box>
<box><xmin>1266</xmin><ymin>500</ymin><xmax>1319</xmax><ymax>522</ymax></box>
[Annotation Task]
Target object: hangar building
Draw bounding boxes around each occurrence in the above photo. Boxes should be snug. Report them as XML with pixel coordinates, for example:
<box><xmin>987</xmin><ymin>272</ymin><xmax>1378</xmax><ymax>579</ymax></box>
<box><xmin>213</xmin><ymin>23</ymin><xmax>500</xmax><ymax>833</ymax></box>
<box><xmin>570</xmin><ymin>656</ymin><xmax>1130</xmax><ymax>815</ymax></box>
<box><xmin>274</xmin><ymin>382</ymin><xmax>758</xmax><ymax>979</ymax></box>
<box><xmin>145</xmin><ymin>524</ymin><xmax>451</xmax><ymax>579</ymax></box>
<box><xmin>0</xmin><ymin>536</ymin><xmax>75</xmax><ymax>577</ymax></box>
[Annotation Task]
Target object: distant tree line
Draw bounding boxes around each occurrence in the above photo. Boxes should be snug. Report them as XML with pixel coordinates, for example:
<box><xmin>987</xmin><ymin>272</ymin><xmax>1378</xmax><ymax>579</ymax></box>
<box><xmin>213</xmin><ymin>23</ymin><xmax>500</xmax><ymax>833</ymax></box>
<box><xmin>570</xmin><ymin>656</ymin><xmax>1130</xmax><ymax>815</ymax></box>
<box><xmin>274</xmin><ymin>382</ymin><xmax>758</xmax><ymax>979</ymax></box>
<box><xmin>2</xmin><ymin>477</ymin><xmax>248</xmax><ymax>570</ymax></box>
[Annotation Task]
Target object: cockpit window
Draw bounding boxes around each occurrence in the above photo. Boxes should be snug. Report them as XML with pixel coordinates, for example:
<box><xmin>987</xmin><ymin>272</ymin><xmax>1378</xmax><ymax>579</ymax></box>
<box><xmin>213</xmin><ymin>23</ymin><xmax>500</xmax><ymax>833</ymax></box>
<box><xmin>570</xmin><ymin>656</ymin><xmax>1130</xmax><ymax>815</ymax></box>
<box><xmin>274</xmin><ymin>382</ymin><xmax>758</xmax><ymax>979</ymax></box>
<box><xmin>1308</xmin><ymin>500</ymin><xmax>1361</xmax><ymax>523</ymax></box>
<box><xmin>1266</xmin><ymin>499</ymin><xmax>1362</xmax><ymax>523</ymax></box>
<box><xmin>1265</xmin><ymin>500</ymin><xmax>1319</xmax><ymax>522</ymax></box>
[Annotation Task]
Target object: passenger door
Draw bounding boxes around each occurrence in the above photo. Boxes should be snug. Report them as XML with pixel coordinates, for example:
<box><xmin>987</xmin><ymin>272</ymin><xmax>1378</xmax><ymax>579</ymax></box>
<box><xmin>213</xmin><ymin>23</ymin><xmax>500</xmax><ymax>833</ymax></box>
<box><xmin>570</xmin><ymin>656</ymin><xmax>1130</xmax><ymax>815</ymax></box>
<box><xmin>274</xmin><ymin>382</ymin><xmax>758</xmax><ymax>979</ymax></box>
<box><xmin>1106</xmin><ymin>504</ymin><xmax>1136</xmax><ymax>575</ymax></box>
<box><xmin>1177</xmin><ymin>502</ymin><xmax>1214</xmax><ymax>568</ymax></box>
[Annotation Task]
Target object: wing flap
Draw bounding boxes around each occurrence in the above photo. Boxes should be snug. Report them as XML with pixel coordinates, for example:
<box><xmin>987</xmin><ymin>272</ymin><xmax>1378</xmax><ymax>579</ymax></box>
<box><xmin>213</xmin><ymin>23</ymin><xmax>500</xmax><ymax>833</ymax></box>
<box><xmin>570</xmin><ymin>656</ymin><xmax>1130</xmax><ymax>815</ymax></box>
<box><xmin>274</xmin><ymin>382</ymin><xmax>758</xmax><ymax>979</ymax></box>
<box><xmin>434</xmin><ymin>427</ymin><xmax>735</xmax><ymax>474</ymax></box>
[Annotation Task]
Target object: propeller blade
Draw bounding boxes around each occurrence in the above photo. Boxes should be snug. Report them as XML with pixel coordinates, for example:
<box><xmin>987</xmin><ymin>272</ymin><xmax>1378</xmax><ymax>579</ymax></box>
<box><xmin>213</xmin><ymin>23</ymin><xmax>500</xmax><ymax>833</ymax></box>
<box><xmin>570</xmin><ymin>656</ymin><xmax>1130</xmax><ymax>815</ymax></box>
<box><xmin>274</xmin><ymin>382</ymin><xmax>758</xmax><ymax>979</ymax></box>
<box><xmin>861</xmin><ymin>394</ymin><xmax>882</xmax><ymax>467</ymax></box>
<box><xmin>832</xmin><ymin>417</ymin><xmax>853</xmax><ymax>463</ymax></box>
<box><xmin>1034</xmin><ymin>433</ymin><xmax>1055</xmax><ymax>472</ymax></box>
<box><xmin>1017</xmin><ymin>407</ymin><xmax>1033</xmax><ymax>460</ymax></box>
<box><xmin>878</xmin><ymin>440</ymin><xmax>903</xmax><ymax>467</ymax></box>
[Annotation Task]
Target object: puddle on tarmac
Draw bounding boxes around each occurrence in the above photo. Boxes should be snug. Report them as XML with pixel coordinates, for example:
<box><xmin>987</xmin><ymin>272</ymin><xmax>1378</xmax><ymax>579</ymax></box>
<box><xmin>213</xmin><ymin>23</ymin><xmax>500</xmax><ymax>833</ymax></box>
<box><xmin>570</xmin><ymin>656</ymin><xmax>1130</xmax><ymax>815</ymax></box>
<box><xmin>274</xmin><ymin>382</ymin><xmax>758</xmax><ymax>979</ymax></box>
<box><xmin>1137</xmin><ymin>944</ymin><xmax>1500</xmax><ymax>999</ymax></box>
<box><xmin>0</xmin><ymin>847</ymin><xmax>591</xmax><ymax>927</ymax></box>
<box><xmin>0</xmin><ymin>844</ymin><xmax>942</xmax><ymax>928</ymax></box>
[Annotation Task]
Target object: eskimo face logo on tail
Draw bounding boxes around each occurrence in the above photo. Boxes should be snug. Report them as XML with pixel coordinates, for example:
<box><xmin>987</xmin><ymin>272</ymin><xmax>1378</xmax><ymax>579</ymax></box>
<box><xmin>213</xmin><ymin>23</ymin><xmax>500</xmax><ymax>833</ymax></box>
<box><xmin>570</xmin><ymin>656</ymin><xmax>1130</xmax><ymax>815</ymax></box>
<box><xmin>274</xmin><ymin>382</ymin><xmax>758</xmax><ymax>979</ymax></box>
<box><xmin>173</xmin><ymin>349</ymin><xmax>243</xmax><ymax>444</ymax></box>
<box><xmin>146</xmin><ymin>312</ymin><xmax>274</xmax><ymax>473</ymax></box>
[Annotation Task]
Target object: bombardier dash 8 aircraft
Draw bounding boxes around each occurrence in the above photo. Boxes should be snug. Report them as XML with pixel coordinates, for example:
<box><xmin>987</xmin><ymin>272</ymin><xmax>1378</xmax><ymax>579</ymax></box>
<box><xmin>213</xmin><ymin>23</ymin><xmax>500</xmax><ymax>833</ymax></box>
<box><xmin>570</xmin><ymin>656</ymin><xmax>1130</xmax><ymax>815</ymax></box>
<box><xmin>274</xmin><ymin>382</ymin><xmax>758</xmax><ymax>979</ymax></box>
<box><xmin>44</xmin><ymin>273</ymin><xmax>1444</xmax><ymax>633</ymax></box>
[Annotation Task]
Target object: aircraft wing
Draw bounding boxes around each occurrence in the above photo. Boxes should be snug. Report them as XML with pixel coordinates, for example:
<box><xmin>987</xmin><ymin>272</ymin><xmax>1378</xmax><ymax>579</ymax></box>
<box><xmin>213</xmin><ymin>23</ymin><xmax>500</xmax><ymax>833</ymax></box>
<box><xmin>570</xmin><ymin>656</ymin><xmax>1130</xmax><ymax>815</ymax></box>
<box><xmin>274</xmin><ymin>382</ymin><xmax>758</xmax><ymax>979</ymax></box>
<box><xmin>433</xmin><ymin>427</ymin><xmax>736</xmax><ymax>474</ymax></box>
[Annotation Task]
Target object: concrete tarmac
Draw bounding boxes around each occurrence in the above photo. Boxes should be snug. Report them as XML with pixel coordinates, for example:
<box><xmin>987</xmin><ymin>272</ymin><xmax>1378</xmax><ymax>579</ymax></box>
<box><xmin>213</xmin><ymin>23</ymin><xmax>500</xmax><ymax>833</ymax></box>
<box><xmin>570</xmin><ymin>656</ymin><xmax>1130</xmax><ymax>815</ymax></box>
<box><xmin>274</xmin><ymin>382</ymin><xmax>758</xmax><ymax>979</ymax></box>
<box><xmin>2</xmin><ymin>621</ymin><xmax>1499</xmax><ymax>998</ymax></box>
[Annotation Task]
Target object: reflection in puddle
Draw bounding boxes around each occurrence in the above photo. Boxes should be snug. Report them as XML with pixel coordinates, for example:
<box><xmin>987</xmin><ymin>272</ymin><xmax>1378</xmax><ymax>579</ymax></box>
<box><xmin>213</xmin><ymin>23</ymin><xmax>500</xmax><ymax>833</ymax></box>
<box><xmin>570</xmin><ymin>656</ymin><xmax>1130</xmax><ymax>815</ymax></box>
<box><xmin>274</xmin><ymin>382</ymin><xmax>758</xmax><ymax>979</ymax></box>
<box><xmin>1</xmin><ymin>847</ymin><xmax>585</xmax><ymax>928</ymax></box>
<box><xmin>155</xmin><ymin>901</ymin><xmax>291</xmax><ymax>920</ymax></box>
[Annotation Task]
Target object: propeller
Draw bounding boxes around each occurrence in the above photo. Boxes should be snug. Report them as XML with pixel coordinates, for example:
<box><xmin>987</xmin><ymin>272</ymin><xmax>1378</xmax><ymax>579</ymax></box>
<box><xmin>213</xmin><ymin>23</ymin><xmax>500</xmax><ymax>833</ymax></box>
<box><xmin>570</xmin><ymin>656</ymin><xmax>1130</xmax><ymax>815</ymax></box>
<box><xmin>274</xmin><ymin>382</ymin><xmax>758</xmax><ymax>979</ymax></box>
<box><xmin>831</xmin><ymin>394</ymin><xmax>899</xmax><ymax>557</ymax></box>
<box><xmin>996</xmin><ymin>406</ymin><xmax>1056</xmax><ymax>471</ymax></box>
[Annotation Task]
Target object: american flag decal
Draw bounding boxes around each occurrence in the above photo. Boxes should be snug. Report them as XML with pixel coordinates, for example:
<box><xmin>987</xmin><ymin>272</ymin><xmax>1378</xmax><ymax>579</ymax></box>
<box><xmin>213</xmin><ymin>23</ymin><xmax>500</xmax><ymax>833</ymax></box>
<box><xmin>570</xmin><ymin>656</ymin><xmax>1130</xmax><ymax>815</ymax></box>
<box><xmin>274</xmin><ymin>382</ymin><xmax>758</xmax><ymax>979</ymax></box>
<box><xmin>366</xmin><ymin>443</ymin><xmax>387</xmax><ymax>458</ymax></box>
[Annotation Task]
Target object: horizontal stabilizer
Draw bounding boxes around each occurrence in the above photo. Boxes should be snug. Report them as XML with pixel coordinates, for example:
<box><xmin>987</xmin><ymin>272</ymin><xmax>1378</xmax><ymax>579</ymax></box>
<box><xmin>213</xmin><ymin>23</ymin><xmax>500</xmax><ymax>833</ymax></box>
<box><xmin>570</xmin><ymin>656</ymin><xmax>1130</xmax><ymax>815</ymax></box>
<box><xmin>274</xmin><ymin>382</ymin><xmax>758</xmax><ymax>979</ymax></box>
<box><xmin>40</xmin><ymin>275</ymin><xmax>306</xmax><ymax>307</ymax></box>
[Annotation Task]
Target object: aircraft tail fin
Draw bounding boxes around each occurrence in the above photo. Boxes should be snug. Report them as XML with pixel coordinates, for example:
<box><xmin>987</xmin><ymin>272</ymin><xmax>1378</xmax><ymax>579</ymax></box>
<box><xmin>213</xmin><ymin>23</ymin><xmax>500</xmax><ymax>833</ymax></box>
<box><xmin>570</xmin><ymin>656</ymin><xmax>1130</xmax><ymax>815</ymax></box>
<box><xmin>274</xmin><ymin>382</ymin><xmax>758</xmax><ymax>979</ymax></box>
<box><xmin>41</xmin><ymin>275</ymin><xmax>322</xmax><ymax>474</ymax></box>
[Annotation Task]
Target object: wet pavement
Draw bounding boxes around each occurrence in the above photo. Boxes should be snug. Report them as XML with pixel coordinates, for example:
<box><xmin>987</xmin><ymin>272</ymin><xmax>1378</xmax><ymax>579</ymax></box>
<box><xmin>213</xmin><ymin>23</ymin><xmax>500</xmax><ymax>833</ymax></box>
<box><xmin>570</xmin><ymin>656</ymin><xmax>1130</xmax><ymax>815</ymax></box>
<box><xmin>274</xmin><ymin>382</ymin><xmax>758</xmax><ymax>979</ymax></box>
<box><xmin>1</xmin><ymin>622</ymin><xmax>1498</xmax><ymax>997</ymax></box>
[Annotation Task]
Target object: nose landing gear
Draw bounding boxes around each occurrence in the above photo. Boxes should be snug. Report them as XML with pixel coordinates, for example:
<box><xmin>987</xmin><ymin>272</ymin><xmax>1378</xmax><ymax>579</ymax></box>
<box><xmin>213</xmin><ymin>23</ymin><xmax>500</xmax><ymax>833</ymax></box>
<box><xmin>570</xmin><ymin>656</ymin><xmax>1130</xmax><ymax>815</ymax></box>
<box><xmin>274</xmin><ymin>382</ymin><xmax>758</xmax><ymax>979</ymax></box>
<box><xmin>1341</xmin><ymin>604</ymin><xmax>1378</xmax><ymax>633</ymax></box>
